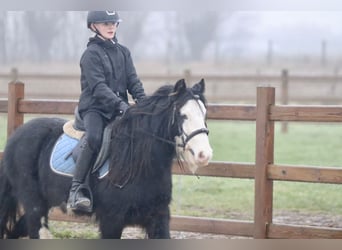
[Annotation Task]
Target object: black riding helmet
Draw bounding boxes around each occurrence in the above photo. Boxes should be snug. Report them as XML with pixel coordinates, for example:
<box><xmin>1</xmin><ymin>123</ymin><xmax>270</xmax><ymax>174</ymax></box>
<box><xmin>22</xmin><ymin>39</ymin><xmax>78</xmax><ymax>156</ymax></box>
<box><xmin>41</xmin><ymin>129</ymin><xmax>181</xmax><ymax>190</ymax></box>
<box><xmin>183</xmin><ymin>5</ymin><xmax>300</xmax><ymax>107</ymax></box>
<box><xmin>87</xmin><ymin>11</ymin><xmax>122</xmax><ymax>28</ymax></box>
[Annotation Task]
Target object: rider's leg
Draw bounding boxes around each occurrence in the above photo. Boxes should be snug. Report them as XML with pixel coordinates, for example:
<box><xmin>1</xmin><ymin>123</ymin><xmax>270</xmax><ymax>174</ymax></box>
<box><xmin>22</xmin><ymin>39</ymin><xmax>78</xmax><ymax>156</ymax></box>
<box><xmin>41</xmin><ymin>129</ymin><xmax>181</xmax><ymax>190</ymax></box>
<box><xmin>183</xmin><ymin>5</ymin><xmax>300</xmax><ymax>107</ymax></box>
<box><xmin>67</xmin><ymin>138</ymin><xmax>95</xmax><ymax>211</ymax></box>
<box><xmin>67</xmin><ymin>112</ymin><xmax>105</xmax><ymax>212</ymax></box>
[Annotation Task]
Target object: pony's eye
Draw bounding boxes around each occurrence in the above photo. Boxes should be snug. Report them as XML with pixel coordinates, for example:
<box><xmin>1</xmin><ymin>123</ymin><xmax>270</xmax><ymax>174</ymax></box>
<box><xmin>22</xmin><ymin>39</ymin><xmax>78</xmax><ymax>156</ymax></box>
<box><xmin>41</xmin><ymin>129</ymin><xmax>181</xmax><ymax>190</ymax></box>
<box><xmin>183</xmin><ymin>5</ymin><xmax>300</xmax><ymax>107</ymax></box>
<box><xmin>181</xmin><ymin>114</ymin><xmax>188</xmax><ymax>120</ymax></box>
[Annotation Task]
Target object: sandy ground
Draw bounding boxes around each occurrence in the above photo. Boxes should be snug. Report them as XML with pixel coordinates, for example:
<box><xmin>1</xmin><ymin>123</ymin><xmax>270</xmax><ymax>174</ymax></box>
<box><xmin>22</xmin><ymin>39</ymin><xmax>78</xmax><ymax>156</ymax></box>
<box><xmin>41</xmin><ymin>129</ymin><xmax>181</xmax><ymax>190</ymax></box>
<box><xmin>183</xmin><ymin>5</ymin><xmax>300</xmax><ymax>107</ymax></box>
<box><xmin>48</xmin><ymin>211</ymin><xmax>342</xmax><ymax>239</ymax></box>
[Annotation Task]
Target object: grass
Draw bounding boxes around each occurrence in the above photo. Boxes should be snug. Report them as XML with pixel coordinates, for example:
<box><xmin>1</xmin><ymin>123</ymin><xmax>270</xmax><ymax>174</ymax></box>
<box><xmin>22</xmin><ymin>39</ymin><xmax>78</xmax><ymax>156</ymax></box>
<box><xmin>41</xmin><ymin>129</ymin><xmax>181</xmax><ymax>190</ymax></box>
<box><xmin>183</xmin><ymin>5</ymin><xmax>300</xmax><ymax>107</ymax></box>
<box><xmin>1</xmin><ymin>118</ymin><xmax>342</xmax><ymax>220</ymax></box>
<box><xmin>49</xmin><ymin>221</ymin><xmax>99</xmax><ymax>239</ymax></box>
<box><xmin>171</xmin><ymin>121</ymin><xmax>342</xmax><ymax>219</ymax></box>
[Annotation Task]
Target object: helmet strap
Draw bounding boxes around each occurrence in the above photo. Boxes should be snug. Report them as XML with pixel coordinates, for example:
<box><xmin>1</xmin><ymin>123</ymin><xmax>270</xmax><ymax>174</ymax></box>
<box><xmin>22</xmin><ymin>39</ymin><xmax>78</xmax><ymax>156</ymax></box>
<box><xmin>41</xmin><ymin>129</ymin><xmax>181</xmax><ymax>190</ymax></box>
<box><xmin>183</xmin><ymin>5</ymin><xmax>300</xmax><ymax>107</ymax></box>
<box><xmin>90</xmin><ymin>23</ymin><xmax>116</xmax><ymax>43</ymax></box>
<box><xmin>90</xmin><ymin>24</ymin><xmax>106</xmax><ymax>40</ymax></box>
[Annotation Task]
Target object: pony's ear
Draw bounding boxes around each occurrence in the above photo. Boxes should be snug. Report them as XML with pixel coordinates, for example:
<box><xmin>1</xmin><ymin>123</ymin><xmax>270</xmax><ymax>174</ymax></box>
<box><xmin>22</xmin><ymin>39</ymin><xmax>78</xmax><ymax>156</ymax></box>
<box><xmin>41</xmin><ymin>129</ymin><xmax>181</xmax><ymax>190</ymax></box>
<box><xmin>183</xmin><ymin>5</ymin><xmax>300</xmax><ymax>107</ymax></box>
<box><xmin>192</xmin><ymin>78</ymin><xmax>205</xmax><ymax>94</ymax></box>
<box><xmin>173</xmin><ymin>79</ymin><xmax>186</xmax><ymax>95</ymax></box>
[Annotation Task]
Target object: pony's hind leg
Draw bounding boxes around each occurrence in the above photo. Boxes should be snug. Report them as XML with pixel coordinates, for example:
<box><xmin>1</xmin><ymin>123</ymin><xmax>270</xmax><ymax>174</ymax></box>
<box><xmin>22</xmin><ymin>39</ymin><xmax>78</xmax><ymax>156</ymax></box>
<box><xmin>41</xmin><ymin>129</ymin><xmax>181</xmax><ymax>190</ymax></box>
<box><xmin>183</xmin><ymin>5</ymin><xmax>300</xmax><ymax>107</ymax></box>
<box><xmin>20</xmin><ymin>209</ymin><xmax>46</xmax><ymax>238</ymax></box>
<box><xmin>17</xmin><ymin>189</ymin><xmax>49</xmax><ymax>238</ymax></box>
<box><xmin>10</xmin><ymin>212</ymin><xmax>52</xmax><ymax>239</ymax></box>
<box><xmin>14</xmin><ymin>195</ymin><xmax>52</xmax><ymax>239</ymax></box>
<box><xmin>3</xmin><ymin>213</ymin><xmax>50</xmax><ymax>239</ymax></box>
<box><xmin>39</xmin><ymin>216</ymin><xmax>53</xmax><ymax>239</ymax></box>
<box><xmin>6</xmin><ymin>214</ymin><xmax>28</xmax><ymax>239</ymax></box>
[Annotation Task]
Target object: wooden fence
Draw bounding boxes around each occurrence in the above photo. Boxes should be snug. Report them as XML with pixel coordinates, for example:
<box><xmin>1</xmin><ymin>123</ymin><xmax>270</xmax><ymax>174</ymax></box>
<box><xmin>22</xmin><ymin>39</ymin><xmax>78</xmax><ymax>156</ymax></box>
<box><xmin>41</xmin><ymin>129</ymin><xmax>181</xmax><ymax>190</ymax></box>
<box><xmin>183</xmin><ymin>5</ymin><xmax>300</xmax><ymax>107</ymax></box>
<box><xmin>1</xmin><ymin>81</ymin><xmax>342</xmax><ymax>238</ymax></box>
<box><xmin>1</xmin><ymin>68</ymin><xmax>342</xmax><ymax>105</ymax></box>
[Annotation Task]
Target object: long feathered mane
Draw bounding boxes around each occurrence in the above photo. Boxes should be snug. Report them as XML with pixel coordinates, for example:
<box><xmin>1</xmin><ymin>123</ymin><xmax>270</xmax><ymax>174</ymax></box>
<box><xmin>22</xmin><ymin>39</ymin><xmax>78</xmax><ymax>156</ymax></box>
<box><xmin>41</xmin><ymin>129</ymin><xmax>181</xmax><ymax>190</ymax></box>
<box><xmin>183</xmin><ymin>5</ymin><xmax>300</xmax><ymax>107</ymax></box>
<box><xmin>107</xmin><ymin>79</ymin><xmax>206</xmax><ymax>187</ymax></box>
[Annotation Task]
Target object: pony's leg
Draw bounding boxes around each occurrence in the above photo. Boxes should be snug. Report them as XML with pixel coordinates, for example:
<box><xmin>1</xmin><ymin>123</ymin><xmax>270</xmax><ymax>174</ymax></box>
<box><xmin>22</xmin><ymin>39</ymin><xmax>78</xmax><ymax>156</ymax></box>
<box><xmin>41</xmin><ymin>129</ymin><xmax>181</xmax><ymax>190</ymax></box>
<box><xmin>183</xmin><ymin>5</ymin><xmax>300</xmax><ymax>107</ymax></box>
<box><xmin>6</xmin><ymin>214</ymin><xmax>53</xmax><ymax>239</ymax></box>
<box><xmin>39</xmin><ymin>217</ymin><xmax>53</xmax><ymax>239</ymax></box>
<box><xmin>99</xmin><ymin>217</ymin><xmax>124</xmax><ymax>239</ymax></box>
<box><xmin>146</xmin><ymin>208</ymin><xmax>171</xmax><ymax>239</ymax></box>
<box><xmin>6</xmin><ymin>215</ymin><xmax>28</xmax><ymax>239</ymax></box>
<box><xmin>22</xmin><ymin>208</ymin><xmax>47</xmax><ymax>238</ymax></box>
<box><xmin>17</xmin><ymin>189</ymin><xmax>48</xmax><ymax>238</ymax></box>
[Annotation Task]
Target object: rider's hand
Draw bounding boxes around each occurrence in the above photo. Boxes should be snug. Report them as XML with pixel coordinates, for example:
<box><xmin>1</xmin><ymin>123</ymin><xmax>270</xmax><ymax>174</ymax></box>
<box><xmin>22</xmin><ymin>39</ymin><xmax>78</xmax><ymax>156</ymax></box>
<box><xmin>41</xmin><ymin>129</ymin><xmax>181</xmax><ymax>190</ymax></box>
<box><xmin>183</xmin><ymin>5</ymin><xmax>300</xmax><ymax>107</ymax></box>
<box><xmin>118</xmin><ymin>101</ymin><xmax>129</xmax><ymax>115</ymax></box>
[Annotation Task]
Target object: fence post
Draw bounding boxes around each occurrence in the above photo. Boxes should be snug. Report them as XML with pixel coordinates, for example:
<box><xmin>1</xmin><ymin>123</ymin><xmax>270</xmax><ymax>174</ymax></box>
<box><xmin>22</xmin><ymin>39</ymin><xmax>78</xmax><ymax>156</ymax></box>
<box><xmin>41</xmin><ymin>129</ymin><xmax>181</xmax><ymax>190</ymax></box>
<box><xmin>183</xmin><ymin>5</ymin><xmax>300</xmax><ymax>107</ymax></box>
<box><xmin>184</xmin><ymin>69</ymin><xmax>191</xmax><ymax>84</ymax></box>
<box><xmin>321</xmin><ymin>40</ymin><xmax>327</xmax><ymax>66</ymax></box>
<box><xmin>267</xmin><ymin>40</ymin><xmax>273</xmax><ymax>65</ymax></box>
<box><xmin>11</xmin><ymin>67</ymin><xmax>18</xmax><ymax>82</ymax></box>
<box><xmin>7</xmin><ymin>81</ymin><xmax>24</xmax><ymax>137</ymax></box>
<box><xmin>281</xmin><ymin>69</ymin><xmax>288</xmax><ymax>133</ymax></box>
<box><xmin>254</xmin><ymin>86</ymin><xmax>275</xmax><ymax>239</ymax></box>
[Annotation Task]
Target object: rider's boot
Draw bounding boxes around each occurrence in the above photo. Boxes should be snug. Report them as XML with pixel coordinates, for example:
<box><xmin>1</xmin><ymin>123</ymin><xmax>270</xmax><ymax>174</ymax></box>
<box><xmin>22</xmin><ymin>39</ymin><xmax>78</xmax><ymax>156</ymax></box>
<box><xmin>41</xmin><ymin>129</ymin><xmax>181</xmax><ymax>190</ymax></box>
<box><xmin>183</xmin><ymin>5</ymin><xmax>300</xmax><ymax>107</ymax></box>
<box><xmin>67</xmin><ymin>140</ymin><xmax>94</xmax><ymax>213</ymax></box>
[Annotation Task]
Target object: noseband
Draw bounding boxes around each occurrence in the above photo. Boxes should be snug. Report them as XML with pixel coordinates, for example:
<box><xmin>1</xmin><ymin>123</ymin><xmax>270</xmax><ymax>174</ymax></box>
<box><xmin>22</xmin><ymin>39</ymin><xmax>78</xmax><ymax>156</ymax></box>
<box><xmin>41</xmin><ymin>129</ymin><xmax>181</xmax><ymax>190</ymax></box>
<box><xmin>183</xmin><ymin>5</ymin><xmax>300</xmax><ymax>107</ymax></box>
<box><xmin>177</xmin><ymin>127</ymin><xmax>209</xmax><ymax>149</ymax></box>
<box><xmin>175</xmin><ymin>95</ymin><xmax>209</xmax><ymax>150</ymax></box>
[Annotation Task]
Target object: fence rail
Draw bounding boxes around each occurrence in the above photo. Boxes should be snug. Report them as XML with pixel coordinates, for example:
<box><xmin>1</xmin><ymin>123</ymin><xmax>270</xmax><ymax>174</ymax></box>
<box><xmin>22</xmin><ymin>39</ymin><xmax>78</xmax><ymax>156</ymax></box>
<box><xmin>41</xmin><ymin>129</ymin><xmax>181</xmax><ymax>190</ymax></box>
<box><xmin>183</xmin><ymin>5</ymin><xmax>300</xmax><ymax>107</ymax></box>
<box><xmin>1</xmin><ymin>68</ymin><xmax>342</xmax><ymax>105</ymax></box>
<box><xmin>1</xmin><ymin>81</ymin><xmax>342</xmax><ymax>238</ymax></box>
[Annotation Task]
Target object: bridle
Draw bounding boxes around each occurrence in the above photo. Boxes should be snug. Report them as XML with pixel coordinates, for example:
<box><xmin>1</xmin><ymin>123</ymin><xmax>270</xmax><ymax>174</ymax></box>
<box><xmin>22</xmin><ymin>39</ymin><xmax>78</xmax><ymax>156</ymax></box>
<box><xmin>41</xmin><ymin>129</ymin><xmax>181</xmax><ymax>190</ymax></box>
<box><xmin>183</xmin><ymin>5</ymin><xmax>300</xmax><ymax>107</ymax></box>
<box><xmin>130</xmin><ymin>93</ymin><xmax>209</xmax><ymax>151</ymax></box>
<box><xmin>174</xmin><ymin>95</ymin><xmax>209</xmax><ymax>151</ymax></box>
<box><xmin>176</xmin><ymin>126</ymin><xmax>209</xmax><ymax>149</ymax></box>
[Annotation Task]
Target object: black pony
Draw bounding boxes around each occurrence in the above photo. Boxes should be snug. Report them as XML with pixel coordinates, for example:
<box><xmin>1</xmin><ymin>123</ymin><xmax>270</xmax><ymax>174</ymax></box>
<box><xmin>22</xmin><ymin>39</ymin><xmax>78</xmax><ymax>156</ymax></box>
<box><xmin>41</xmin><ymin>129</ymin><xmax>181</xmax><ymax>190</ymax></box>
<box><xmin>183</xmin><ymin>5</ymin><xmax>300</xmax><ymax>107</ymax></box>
<box><xmin>0</xmin><ymin>79</ymin><xmax>212</xmax><ymax>239</ymax></box>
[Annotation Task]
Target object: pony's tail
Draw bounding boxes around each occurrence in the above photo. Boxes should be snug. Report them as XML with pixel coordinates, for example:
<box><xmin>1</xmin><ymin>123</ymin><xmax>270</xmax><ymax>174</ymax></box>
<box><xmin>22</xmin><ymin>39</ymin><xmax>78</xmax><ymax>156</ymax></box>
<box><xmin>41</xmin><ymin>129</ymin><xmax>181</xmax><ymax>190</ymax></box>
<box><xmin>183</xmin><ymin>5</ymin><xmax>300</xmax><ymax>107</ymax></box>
<box><xmin>0</xmin><ymin>162</ymin><xmax>25</xmax><ymax>239</ymax></box>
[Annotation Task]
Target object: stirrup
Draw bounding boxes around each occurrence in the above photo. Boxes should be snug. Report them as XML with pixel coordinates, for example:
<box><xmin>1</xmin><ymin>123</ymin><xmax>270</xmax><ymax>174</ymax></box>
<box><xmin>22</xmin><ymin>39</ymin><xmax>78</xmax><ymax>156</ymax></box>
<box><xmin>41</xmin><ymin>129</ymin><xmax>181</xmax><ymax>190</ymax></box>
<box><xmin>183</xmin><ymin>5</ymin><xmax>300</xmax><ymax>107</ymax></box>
<box><xmin>67</xmin><ymin>184</ymin><xmax>93</xmax><ymax>213</ymax></box>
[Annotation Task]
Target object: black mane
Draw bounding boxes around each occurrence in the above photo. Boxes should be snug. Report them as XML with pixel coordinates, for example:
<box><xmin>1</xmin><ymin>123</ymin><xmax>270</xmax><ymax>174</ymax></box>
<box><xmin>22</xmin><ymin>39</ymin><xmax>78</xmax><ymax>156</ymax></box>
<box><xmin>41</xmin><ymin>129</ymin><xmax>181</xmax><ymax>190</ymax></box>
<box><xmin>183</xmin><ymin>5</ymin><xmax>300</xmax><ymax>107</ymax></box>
<box><xmin>107</xmin><ymin>81</ymin><xmax>206</xmax><ymax>186</ymax></box>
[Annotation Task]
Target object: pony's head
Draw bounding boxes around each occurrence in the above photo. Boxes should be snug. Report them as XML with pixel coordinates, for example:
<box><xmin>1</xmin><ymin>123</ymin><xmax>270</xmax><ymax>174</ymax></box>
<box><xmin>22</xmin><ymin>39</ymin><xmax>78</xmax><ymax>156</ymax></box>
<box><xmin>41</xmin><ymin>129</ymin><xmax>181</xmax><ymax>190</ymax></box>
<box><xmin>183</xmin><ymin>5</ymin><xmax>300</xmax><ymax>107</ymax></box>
<box><xmin>108</xmin><ymin>78</ymin><xmax>213</xmax><ymax>186</ymax></box>
<box><xmin>171</xmin><ymin>78</ymin><xmax>213</xmax><ymax>173</ymax></box>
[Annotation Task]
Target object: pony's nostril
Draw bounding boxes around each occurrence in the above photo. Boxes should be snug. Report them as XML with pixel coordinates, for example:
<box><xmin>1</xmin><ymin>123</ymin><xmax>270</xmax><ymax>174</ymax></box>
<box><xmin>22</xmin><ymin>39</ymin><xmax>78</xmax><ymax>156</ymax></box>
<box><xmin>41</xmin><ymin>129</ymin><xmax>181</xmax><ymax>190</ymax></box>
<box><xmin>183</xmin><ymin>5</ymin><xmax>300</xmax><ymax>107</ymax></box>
<box><xmin>198</xmin><ymin>151</ymin><xmax>209</xmax><ymax>162</ymax></box>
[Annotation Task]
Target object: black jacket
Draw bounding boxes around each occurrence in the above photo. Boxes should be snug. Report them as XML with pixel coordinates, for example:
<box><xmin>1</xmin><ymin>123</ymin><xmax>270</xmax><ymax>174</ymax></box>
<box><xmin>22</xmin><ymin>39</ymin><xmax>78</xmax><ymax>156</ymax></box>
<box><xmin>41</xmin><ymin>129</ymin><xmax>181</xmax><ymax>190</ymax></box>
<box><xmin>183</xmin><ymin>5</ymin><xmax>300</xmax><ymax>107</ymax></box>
<box><xmin>78</xmin><ymin>35</ymin><xmax>146</xmax><ymax>119</ymax></box>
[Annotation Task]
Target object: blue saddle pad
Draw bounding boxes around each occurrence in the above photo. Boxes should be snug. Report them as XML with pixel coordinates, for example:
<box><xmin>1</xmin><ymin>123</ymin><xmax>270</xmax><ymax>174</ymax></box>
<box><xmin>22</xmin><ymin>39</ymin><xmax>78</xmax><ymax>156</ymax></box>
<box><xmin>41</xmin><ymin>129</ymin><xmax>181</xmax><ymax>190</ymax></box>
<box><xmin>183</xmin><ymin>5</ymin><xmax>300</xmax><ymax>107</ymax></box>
<box><xmin>50</xmin><ymin>134</ymin><xmax>109</xmax><ymax>179</ymax></box>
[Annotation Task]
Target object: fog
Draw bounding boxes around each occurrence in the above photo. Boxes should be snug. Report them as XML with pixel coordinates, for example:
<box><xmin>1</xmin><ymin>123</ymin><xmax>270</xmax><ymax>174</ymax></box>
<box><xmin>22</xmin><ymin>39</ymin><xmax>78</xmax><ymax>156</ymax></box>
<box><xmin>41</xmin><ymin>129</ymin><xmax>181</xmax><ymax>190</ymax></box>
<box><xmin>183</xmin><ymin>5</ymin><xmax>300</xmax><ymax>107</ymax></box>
<box><xmin>1</xmin><ymin>11</ymin><xmax>342</xmax><ymax>65</ymax></box>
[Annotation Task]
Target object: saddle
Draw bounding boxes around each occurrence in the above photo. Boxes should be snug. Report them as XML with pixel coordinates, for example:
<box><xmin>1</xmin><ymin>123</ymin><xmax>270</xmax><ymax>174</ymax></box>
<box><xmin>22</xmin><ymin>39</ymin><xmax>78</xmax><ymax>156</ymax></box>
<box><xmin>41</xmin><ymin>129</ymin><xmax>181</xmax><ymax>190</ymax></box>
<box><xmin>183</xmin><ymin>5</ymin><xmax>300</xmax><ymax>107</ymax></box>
<box><xmin>50</xmin><ymin>108</ymin><xmax>112</xmax><ymax>179</ymax></box>
<box><xmin>63</xmin><ymin>120</ymin><xmax>112</xmax><ymax>173</ymax></box>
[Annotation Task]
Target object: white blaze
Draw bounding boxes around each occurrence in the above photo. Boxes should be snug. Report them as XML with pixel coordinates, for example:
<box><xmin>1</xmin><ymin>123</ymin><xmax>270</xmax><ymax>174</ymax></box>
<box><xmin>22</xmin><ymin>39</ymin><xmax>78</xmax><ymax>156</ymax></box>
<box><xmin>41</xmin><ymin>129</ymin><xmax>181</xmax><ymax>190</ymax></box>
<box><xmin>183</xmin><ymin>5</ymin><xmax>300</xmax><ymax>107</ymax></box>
<box><xmin>175</xmin><ymin>99</ymin><xmax>213</xmax><ymax>173</ymax></box>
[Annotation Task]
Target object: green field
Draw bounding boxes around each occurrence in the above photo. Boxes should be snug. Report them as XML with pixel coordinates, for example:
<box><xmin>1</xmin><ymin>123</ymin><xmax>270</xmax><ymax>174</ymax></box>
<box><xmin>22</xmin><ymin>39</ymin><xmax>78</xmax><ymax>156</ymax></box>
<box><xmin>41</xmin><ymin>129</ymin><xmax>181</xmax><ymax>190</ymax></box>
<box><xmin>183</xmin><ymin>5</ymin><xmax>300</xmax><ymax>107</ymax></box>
<box><xmin>172</xmin><ymin>121</ymin><xmax>342</xmax><ymax>219</ymax></box>
<box><xmin>1</xmin><ymin>117</ymin><xmax>342</xmax><ymax>220</ymax></box>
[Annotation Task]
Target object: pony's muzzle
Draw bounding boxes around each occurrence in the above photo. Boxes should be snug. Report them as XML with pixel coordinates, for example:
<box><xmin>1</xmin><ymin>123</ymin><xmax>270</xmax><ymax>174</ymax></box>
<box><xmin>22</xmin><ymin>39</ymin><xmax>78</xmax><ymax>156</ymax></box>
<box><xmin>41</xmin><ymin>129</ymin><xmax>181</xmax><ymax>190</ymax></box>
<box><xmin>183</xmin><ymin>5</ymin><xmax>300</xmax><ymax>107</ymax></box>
<box><xmin>194</xmin><ymin>148</ymin><xmax>212</xmax><ymax>167</ymax></box>
<box><xmin>198</xmin><ymin>150</ymin><xmax>210</xmax><ymax>164</ymax></box>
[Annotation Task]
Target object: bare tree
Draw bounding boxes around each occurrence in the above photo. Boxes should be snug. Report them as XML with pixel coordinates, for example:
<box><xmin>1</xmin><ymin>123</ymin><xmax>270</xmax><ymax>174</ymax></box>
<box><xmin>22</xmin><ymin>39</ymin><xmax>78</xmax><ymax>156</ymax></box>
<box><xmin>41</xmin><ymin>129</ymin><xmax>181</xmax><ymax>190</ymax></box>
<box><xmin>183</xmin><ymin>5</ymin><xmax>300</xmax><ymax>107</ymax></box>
<box><xmin>116</xmin><ymin>11</ymin><xmax>148</xmax><ymax>52</ymax></box>
<box><xmin>24</xmin><ymin>11</ymin><xmax>66</xmax><ymax>62</ymax></box>
<box><xmin>0</xmin><ymin>12</ymin><xmax>6</xmax><ymax>64</ymax></box>
<box><xmin>223</xmin><ymin>14</ymin><xmax>259</xmax><ymax>60</ymax></box>
<box><xmin>181</xmin><ymin>11</ymin><xmax>220</xmax><ymax>61</ymax></box>
<box><xmin>53</xmin><ymin>11</ymin><xmax>88</xmax><ymax>62</ymax></box>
